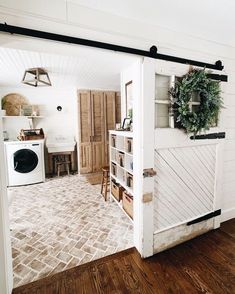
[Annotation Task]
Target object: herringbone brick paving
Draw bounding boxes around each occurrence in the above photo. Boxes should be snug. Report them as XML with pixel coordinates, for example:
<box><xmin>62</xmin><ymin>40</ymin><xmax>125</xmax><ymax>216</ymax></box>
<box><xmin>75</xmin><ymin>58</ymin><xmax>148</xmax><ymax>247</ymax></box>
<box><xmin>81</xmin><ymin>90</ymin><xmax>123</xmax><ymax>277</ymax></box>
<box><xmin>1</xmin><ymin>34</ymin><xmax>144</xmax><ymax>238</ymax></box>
<box><xmin>9</xmin><ymin>175</ymin><xmax>133</xmax><ymax>288</ymax></box>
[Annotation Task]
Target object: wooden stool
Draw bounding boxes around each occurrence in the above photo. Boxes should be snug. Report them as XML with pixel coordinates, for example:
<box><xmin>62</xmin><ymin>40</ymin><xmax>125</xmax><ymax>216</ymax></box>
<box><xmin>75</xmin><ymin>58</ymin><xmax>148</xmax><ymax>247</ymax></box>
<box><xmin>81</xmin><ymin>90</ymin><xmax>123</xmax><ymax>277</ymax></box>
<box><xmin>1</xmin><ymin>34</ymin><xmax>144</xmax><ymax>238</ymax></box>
<box><xmin>56</xmin><ymin>161</ymin><xmax>71</xmax><ymax>177</ymax></box>
<box><xmin>49</xmin><ymin>151</ymin><xmax>73</xmax><ymax>176</ymax></box>
<box><xmin>54</xmin><ymin>155</ymin><xmax>71</xmax><ymax>177</ymax></box>
<box><xmin>101</xmin><ymin>166</ymin><xmax>110</xmax><ymax>201</ymax></box>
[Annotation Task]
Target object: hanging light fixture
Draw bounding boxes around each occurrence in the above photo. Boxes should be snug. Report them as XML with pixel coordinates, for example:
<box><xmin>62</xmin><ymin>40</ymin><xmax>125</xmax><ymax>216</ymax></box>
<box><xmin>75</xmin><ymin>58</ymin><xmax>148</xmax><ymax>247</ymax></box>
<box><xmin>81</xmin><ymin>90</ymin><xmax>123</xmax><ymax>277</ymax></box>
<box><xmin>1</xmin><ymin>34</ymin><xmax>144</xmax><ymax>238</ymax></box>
<box><xmin>22</xmin><ymin>67</ymin><xmax>52</xmax><ymax>87</ymax></box>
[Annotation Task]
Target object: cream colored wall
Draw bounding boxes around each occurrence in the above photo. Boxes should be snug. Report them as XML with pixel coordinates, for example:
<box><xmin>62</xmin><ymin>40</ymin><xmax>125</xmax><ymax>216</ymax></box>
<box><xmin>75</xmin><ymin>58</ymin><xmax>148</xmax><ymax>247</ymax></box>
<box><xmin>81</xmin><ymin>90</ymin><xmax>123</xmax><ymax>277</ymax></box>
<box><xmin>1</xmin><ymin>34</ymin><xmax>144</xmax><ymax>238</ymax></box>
<box><xmin>0</xmin><ymin>87</ymin><xmax>78</xmax><ymax>141</ymax></box>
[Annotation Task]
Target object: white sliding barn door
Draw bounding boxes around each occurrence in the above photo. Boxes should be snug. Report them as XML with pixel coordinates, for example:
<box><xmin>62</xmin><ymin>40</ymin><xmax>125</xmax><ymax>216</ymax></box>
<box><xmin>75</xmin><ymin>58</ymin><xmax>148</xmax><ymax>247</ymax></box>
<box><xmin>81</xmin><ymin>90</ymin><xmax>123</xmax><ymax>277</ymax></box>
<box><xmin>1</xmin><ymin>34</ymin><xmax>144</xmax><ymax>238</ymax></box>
<box><xmin>152</xmin><ymin>61</ymin><xmax>224</xmax><ymax>254</ymax></box>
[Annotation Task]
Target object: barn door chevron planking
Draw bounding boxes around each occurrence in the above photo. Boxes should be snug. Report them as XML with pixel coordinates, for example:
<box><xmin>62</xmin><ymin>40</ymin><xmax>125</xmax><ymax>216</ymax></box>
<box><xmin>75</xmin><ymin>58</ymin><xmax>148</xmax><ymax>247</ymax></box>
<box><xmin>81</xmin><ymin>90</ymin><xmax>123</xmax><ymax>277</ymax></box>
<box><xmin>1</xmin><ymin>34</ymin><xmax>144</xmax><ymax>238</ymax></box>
<box><xmin>154</xmin><ymin>144</ymin><xmax>216</xmax><ymax>233</ymax></box>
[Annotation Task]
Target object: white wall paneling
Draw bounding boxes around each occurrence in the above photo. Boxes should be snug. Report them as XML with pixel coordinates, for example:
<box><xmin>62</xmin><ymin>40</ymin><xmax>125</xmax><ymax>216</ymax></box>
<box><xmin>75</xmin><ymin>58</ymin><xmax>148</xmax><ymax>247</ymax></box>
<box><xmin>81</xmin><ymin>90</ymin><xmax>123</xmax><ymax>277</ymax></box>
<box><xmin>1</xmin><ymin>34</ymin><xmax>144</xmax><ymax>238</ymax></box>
<box><xmin>0</xmin><ymin>0</ymin><xmax>67</xmax><ymax>21</ymax></box>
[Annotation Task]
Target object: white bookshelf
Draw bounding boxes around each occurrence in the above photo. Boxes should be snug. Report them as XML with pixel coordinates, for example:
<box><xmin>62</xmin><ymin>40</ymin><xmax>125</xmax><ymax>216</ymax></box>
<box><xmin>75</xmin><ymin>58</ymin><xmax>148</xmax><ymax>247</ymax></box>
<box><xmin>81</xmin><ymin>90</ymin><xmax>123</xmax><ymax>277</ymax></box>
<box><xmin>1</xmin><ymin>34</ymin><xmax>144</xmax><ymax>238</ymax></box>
<box><xmin>109</xmin><ymin>130</ymin><xmax>134</xmax><ymax>221</ymax></box>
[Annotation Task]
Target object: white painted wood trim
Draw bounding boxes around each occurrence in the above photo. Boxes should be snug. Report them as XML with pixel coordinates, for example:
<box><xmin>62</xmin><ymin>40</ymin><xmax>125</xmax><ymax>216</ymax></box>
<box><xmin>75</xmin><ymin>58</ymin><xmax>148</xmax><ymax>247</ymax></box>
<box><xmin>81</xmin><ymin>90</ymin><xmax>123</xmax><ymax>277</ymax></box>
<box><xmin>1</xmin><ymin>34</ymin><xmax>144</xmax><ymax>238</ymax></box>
<box><xmin>221</xmin><ymin>207</ymin><xmax>235</xmax><ymax>222</ymax></box>
<box><xmin>0</xmin><ymin>112</ymin><xmax>13</xmax><ymax>294</ymax></box>
<box><xmin>109</xmin><ymin>130</ymin><xmax>133</xmax><ymax>137</ymax></box>
<box><xmin>153</xmin><ymin>218</ymin><xmax>214</xmax><ymax>254</ymax></box>
<box><xmin>121</xmin><ymin>59</ymin><xmax>143</xmax><ymax>255</ymax></box>
<box><xmin>140</xmin><ymin>58</ymin><xmax>155</xmax><ymax>257</ymax></box>
<box><xmin>153</xmin><ymin>210</ymin><xmax>214</xmax><ymax>234</ymax></box>
<box><xmin>213</xmin><ymin>142</ymin><xmax>224</xmax><ymax>228</ymax></box>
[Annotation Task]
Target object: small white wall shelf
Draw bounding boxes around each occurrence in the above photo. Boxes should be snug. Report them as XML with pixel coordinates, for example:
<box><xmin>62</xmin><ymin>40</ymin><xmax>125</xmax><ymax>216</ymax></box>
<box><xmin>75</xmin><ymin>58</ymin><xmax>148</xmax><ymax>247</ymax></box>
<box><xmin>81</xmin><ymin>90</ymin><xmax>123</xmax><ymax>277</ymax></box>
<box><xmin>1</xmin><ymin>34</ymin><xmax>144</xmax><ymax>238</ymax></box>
<box><xmin>109</xmin><ymin>130</ymin><xmax>134</xmax><ymax>221</ymax></box>
<box><xmin>2</xmin><ymin>116</ymin><xmax>44</xmax><ymax>129</ymax></box>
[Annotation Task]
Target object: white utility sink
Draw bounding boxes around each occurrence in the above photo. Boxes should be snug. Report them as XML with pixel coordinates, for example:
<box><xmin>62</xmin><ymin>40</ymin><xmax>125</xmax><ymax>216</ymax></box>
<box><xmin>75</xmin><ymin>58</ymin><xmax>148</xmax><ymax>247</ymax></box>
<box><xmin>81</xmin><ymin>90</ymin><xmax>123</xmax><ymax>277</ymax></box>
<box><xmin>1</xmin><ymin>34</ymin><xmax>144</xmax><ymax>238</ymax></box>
<box><xmin>46</xmin><ymin>136</ymin><xmax>76</xmax><ymax>153</ymax></box>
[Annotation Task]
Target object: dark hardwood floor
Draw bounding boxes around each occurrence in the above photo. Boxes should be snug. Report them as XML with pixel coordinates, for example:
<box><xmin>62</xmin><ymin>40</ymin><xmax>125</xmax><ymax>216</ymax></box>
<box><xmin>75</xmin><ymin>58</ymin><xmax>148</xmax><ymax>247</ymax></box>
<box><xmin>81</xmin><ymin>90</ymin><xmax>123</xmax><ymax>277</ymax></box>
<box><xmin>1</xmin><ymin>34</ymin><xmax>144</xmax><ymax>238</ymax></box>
<box><xmin>13</xmin><ymin>219</ymin><xmax>235</xmax><ymax>294</ymax></box>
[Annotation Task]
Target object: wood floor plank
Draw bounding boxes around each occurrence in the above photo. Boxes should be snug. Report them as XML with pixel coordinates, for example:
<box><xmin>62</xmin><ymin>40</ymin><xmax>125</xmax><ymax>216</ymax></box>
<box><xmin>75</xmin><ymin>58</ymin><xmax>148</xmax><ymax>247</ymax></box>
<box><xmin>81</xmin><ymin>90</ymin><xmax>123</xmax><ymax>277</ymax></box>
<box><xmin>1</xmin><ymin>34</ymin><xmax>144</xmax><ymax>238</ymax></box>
<box><xmin>106</xmin><ymin>259</ymin><xmax>129</xmax><ymax>294</ymax></box>
<box><xmin>146</xmin><ymin>253</ymin><xmax>195</xmax><ymax>294</ymax></box>
<box><xmin>13</xmin><ymin>219</ymin><xmax>235</xmax><ymax>294</ymax></box>
<box><xmin>169</xmin><ymin>243</ymin><xmax>232</xmax><ymax>293</ymax></box>
<box><xmin>189</xmin><ymin>234</ymin><xmax>235</xmax><ymax>275</ymax></box>
<box><xmin>220</xmin><ymin>219</ymin><xmax>235</xmax><ymax>238</ymax></box>
<box><xmin>150</xmin><ymin>252</ymin><xmax>199</xmax><ymax>294</ymax></box>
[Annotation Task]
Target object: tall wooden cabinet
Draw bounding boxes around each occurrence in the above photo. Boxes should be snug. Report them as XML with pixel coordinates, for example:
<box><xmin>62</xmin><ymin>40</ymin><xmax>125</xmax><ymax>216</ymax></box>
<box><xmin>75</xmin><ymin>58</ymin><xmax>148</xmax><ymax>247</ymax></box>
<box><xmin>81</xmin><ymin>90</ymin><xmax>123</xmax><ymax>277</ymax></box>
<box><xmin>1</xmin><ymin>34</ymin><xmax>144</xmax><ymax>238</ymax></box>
<box><xmin>78</xmin><ymin>90</ymin><xmax>120</xmax><ymax>173</ymax></box>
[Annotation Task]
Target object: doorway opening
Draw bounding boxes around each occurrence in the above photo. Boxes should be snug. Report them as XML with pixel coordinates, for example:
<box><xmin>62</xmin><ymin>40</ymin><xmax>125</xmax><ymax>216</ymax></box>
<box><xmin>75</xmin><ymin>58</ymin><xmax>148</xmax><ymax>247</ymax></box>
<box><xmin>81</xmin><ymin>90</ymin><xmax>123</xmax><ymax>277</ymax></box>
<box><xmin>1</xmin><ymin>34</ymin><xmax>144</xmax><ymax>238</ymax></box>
<box><xmin>0</xmin><ymin>37</ymin><xmax>139</xmax><ymax>288</ymax></box>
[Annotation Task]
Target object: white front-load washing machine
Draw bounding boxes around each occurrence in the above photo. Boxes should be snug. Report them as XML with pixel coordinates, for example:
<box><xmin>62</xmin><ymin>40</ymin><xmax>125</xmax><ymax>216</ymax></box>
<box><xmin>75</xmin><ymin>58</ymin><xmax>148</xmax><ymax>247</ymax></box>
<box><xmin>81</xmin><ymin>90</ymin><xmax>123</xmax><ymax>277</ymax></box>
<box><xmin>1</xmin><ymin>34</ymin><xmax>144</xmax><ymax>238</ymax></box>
<box><xmin>4</xmin><ymin>140</ymin><xmax>45</xmax><ymax>187</ymax></box>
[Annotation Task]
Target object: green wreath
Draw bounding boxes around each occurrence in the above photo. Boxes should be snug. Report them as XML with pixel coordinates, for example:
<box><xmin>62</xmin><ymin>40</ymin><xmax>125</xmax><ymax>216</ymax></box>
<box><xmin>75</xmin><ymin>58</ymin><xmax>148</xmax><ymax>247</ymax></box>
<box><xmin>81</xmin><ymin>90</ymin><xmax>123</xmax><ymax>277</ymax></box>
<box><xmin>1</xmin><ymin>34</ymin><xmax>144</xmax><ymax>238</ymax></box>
<box><xmin>170</xmin><ymin>69</ymin><xmax>223</xmax><ymax>136</ymax></box>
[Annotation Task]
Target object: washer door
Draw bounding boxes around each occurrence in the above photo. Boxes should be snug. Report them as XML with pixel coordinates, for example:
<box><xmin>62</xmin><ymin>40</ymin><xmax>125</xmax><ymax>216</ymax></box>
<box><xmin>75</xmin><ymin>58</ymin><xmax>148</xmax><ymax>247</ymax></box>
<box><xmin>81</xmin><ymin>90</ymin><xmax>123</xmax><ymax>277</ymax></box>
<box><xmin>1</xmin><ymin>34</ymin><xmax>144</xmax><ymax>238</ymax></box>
<box><xmin>14</xmin><ymin>149</ymin><xmax>39</xmax><ymax>173</ymax></box>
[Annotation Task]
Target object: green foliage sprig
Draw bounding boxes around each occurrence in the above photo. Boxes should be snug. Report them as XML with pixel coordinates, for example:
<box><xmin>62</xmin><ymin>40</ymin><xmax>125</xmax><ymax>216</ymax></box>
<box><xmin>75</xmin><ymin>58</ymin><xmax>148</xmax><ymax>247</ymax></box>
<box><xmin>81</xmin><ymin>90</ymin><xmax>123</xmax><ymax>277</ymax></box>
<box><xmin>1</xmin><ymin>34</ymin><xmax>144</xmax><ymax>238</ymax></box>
<box><xmin>170</xmin><ymin>69</ymin><xmax>223</xmax><ymax>136</ymax></box>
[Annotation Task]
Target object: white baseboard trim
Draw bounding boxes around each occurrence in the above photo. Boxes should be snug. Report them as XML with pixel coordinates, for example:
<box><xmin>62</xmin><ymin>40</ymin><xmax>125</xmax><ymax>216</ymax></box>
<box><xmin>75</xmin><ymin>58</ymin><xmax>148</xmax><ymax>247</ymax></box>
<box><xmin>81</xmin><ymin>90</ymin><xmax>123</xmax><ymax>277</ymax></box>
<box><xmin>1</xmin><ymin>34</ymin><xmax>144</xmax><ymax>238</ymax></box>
<box><xmin>221</xmin><ymin>207</ymin><xmax>235</xmax><ymax>223</ymax></box>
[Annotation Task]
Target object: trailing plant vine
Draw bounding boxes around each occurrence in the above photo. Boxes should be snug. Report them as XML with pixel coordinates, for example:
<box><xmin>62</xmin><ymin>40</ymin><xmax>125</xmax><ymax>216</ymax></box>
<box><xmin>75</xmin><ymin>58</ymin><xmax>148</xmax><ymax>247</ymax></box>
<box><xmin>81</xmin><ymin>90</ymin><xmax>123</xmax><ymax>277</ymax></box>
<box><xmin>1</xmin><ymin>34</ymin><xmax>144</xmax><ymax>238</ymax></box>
<box><xmin>170</xmin><ymin>69</ymin><xmax>223</xmax><ymax>136</ymax></box>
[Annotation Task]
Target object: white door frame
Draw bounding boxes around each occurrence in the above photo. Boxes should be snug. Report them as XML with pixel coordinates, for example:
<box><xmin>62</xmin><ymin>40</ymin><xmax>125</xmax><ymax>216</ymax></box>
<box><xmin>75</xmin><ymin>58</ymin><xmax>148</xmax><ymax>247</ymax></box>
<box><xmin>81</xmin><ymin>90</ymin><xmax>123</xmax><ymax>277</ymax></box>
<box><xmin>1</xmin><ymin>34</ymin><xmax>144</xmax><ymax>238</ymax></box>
<box><xmin>121</xmin><ymin>57</ymin><xmax>155</xmax><ymax>257</ymax></box>
<box><xmin>0</xmin><ymin>112</ymin><xmax>13</xmax><ymax>294</ymax></box>
<box><xmin>0</xmin><ymin>39</ymin><xmax>149</xmax><ymax>286</ymax></box>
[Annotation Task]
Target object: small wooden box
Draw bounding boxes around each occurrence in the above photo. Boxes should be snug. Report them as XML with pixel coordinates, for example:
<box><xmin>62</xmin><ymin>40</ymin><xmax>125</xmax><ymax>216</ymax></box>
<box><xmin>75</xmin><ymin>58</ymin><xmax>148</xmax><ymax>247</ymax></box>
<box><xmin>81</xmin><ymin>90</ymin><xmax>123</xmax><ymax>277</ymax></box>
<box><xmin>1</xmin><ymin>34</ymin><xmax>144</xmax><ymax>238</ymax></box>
<box><xmin>111</xmin><ymin>180</ymin><xmax>125</xmax><ymax>202</ymax></box>
<box><xmin>111</xmin><ymin>162</ymin><xmax>117</xmax><ymax>176</ymax></box>
<box><xmin>123</xmin><ymin>191</ymin><xmax>133</xmax><ymax>219</ymax></box>
<box><xmin>18</xmin><ymin>128</ymin><xmax>44</xmax><ymax>141</ymax></box>
<box><xmin>126</xmin><ymin>173</ymin><xmax>133</xmax><ymax>188</ymax></box>
<box><xmin>117</xmin><ymin>151</ymin><xmax>125</xmax><ymax>167</ymax></box>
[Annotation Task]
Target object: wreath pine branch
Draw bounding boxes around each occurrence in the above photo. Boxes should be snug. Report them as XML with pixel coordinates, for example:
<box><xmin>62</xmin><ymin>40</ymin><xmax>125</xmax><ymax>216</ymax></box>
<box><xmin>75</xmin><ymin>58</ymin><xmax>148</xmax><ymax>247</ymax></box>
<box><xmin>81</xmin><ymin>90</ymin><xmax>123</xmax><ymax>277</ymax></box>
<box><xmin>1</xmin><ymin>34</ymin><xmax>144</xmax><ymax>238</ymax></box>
<box><xmin>169</xmin><ymin>69</ymin><xmax>223</xmax><ymax>136</ymax></box>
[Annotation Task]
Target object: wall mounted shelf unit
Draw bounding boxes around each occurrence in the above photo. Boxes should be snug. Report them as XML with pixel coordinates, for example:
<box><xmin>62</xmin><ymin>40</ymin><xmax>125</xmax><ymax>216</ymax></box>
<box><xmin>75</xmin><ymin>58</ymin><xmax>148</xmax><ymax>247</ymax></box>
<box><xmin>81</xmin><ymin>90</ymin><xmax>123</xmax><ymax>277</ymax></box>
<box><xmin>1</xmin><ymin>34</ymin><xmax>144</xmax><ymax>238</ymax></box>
<box><xmin>1</xmin><ymin>115</ymin><xmax>44</xmax><ymax>129</ymax></box>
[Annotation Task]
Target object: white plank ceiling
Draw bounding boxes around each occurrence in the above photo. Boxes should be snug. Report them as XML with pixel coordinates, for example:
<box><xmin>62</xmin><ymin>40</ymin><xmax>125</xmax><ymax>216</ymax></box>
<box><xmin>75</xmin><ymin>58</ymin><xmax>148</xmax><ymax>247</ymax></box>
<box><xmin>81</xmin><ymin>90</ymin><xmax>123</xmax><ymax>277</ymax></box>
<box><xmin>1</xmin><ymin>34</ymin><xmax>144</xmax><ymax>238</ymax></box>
<box><xmin>0</xmin><ymin>46</ymin><xmax>136</xmax><ymax>89</ymax></box>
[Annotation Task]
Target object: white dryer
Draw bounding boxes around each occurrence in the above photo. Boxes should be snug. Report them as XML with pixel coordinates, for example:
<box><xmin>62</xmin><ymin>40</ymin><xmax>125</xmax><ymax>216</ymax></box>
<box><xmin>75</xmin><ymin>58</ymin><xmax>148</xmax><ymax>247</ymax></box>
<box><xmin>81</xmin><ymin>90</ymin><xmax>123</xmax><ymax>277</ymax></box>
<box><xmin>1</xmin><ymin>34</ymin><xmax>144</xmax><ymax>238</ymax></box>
<box><xmin>4</xmin><ymin>140</ymin><xmax>45</xmax><ymax>187</ymax></box>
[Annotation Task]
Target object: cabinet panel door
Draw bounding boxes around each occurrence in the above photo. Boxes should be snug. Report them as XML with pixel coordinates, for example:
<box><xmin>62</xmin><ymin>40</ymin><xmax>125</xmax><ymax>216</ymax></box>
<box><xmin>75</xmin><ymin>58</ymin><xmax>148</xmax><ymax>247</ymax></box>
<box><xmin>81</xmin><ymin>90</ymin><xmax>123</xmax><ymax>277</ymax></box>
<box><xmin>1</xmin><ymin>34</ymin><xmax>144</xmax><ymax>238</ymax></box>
<box><xmin>79</xmin><ymin>144</ymin><xmax>92</xmax><ymax>173</ymax></box>
<box><xmin>103</xmin><ymin>91</ymin><xmax>116</xmax><ymax>166</ymax></box>
<box><xmin>78</xmin><ymin>90</ymin><xmax>92</xmax><ymax>144</ymax></box>
<box><xmin>91</xmin><ymin>91</ymin><xmax>104</xmax><ymax>143</ymax></box>
<box><xmin>91</xmin><ymin>91</ymin><xmax>105</xmax><ymax>171</ymax></box>
<box><xmin>104</xmin><ymin>91</ymin><xmax>116</xmax><ymax>141</ymax></box>
<box><xmin>78</xmin><ymin>90</ymin><xmax>92</xmax><ymax>173</ymax></box>
<box><xmin>92</xmin><ymin>142</ymin><xmax>104</xmax><ymax>172</ymax></box>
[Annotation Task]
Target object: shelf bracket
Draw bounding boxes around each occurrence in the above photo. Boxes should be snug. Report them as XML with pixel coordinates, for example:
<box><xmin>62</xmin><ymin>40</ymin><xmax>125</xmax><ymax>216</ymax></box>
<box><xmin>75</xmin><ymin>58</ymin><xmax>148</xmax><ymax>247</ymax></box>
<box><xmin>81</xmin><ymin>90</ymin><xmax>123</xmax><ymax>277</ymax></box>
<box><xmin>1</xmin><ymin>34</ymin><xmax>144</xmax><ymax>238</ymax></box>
<box><xmin>28</xmin><ymin>117</ymin><xmax>34</xmax><ymax>129</ymax></box>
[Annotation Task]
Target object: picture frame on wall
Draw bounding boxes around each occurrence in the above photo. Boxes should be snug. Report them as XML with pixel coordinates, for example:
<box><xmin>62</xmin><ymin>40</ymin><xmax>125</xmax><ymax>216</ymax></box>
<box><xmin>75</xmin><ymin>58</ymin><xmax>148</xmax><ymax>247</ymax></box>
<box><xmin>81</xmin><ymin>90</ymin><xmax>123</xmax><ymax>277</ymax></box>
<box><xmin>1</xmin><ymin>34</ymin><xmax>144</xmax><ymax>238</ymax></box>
<box><xmin>122</xmin><ymin>117</ymin><xmax>132</xmax><ymax>130</ymax></box>
<box><xmin>125</xmin><ymin>81</ymin><xmax>133</xmax><ymax>118</ymax></box>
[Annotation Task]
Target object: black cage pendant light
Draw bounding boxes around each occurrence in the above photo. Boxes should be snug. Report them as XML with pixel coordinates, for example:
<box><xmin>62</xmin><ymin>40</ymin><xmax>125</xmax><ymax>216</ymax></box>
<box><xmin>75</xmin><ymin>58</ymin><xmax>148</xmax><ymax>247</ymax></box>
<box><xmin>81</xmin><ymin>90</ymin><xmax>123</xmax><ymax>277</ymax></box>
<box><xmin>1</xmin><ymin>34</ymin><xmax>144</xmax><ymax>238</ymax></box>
<box><xmin>22</xmin><ymin>67</ymin><xmax>52</xmax><ymax>87</ymax></box>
